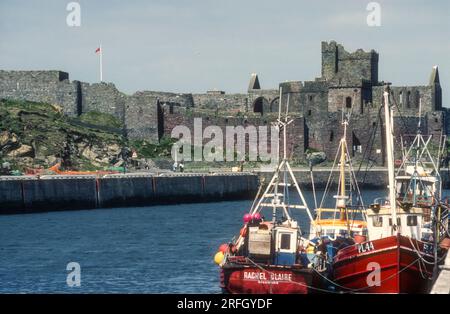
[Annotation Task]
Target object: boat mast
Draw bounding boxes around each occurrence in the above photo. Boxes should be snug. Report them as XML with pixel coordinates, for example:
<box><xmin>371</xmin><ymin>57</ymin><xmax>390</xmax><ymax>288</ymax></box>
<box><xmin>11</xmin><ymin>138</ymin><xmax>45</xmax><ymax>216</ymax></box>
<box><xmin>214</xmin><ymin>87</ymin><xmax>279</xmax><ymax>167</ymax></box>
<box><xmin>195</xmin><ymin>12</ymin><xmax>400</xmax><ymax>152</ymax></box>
<box><xmin>338</xmin><ymin>117</ymin><xmax>349</xmax><ymax>220</ymax></box>
<box><xmin>383</xmin><ymin>86</ymin><xmax>398</xmax><ymax>233</ymax></box>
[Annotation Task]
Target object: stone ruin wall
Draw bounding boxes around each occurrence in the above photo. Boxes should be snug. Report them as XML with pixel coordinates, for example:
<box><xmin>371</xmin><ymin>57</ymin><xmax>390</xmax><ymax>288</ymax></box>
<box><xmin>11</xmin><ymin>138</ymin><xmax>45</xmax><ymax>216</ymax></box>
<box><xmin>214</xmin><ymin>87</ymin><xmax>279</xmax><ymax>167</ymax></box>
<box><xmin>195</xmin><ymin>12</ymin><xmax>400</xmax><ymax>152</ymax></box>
<box><xmin>0</xmin><ymin>41</ymin><xmax>446</xmax><ymax>165</ymax></box>
<box><xmin>161</xmin><ymin>105</ymin><xmax>306</xmax><ymax>161</ymax></box>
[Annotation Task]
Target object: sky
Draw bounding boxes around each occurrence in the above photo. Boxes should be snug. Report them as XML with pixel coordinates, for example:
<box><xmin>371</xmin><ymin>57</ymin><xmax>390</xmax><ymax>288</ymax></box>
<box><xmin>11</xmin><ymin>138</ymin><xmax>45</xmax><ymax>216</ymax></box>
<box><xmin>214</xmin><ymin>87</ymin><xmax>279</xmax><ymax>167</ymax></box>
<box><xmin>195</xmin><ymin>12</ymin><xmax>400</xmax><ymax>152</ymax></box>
<box><xmin>0</xmin><ymin>0</ymin><xmax>449</xmax><ymax>105</ymax></box>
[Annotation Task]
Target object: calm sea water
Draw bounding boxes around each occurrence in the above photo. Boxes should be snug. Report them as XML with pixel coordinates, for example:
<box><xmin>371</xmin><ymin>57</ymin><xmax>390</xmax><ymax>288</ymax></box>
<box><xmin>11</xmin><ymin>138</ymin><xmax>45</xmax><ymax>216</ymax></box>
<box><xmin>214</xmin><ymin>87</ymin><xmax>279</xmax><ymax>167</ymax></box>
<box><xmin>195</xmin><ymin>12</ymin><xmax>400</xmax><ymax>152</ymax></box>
<box><xmin>0</xmin><ymin>188</ymin><xmax>447</xmax><ymax>293</ymax></box>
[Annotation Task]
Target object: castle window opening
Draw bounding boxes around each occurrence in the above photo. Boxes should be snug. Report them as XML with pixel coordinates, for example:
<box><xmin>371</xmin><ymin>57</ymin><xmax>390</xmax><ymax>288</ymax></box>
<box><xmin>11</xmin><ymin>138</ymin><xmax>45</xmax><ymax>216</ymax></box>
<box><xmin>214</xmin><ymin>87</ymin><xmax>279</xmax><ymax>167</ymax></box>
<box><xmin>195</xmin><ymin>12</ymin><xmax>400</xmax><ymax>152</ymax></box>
<box><xmin>435</xmin><ymin>118</ymin><xmax>438</xmax><ymax>123</ymax></box>
<box><xmin>309</xmin><ymin>95</ymin><xmax>313</xmax><ymax>101</ymax></box>
<box><xmin>352</xmin><ymin>131</ymin><xmax>362</xmax><ymax>156</ymax></box>
<box><xmin>308</xmin><ymin>109</ymin><xmax>312</xmax><ymax>116</ymax></box>
<box><xmin>345</xmin><ymin>97</ymin><xmax>352</xmax><ymax>109</ymax></box>
<box><xmin>329</xmin><ymin>131</ymin><xmax>334</xmax><ymax>142</ymax></box>
<box><xmin>406</xmin><ymin>91</ymin><xmax>411</xmax><ymax>108</ymax></box>
<box><xmin>252</xmin><ymin>97</ymin><xmax>267</xmax><ymax>115</ymax></box>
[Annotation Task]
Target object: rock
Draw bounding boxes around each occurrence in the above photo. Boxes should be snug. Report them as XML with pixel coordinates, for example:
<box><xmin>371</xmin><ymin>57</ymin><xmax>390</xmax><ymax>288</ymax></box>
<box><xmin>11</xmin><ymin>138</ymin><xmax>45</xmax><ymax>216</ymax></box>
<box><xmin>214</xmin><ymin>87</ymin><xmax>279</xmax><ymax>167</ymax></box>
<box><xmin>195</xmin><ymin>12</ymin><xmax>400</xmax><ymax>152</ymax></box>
<box><xmin>0</xmin><ymin>131</ymin><xmax>18</xmax><ymax>147</ymax></box>
<box><xmin>81</xmin><ymin>146</ymin><xmax>98</xmax><ymax>160</ymax></box>
<box><xmin>46</xmin><ymin>155</ymin><xmax>57</xmax><ymax>165</ymax></box>
<box><xmin>113</xmin><ymin>160</ymin><xmax>124</xmax><ymax>167</ymax></box>
<box><xmin>7</xmin><ymin>144</ymin><xmax>34</xmax><ymax>157</ymax></box>
<box><xmin>306</xmin><ymin>151</ymin><xmax>327</xmax><ymax>166</ymax></box>
<box><xmin>108</xmin><ymin>143</ymin><xmax>121</xmax><ymax>155</ymax></box>
<box><xmin>97</xmin><ymin>157</ymin><xmax>109</xmax><ymax>164</ymax></box>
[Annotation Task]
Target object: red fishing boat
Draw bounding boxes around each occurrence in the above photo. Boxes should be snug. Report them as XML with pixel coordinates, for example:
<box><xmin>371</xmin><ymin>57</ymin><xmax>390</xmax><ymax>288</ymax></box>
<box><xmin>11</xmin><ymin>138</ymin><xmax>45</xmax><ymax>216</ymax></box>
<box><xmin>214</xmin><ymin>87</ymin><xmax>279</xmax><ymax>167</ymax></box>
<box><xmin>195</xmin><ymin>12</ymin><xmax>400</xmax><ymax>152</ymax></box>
<box><xmin>220</xmin><ymin>258</ymin><xmax>316</xmax><ymax>294</ymax></box>
<box><xmin>332</xmin><ymin>85</ymin><xmax>445</xmax><ymax>293</ymax></box>
<box><xmin>214</xmin><ymin>89</ymin><xmax>320</xmax><ymax>294</ymax></box>
<box><xmin>333</xmin><ymin>233</ymin><xmax>434</xmax><ymax>293</ymax></box>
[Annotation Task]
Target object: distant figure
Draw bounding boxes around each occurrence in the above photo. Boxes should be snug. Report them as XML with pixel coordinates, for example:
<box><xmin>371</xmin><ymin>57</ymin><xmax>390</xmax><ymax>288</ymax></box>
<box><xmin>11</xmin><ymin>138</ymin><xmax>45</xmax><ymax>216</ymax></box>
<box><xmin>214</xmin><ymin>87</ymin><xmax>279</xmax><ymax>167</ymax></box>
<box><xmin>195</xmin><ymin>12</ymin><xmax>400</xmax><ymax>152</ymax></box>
<box><xmin>172</xmin><ymin>161</ymin><xmax>178</xmax><ymax>172</ymax></box>
<box><xmin>179</xmin><ymin>161</ymin><xmax>184</xmax><ymax>173</ymax></box>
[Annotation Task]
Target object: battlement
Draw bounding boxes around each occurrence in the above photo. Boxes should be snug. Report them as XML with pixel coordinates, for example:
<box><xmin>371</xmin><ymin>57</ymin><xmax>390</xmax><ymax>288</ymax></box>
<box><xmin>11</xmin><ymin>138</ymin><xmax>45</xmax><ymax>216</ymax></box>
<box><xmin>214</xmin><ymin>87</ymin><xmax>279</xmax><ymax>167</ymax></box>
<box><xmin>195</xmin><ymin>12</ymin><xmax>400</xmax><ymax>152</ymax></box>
<box><xmin>0</xmin><ymin>70</ymin><xmax>69</xmax><ymax>84</ymax></box>
<box><xmin>321</xmin><ymin>41</ymin><xmax>379</xmax><ymax>85</ymax></box>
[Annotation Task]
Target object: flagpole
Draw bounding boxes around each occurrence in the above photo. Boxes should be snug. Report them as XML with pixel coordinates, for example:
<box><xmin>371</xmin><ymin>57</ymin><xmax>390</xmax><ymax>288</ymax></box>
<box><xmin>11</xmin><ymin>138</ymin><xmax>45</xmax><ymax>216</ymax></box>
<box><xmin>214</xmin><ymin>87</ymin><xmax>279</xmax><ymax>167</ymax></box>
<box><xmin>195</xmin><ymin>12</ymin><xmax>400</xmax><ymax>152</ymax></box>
<box><xmin>100</xmin><ymin>44</ymin><xmax>103</xmax><ymax>82</ymax></box>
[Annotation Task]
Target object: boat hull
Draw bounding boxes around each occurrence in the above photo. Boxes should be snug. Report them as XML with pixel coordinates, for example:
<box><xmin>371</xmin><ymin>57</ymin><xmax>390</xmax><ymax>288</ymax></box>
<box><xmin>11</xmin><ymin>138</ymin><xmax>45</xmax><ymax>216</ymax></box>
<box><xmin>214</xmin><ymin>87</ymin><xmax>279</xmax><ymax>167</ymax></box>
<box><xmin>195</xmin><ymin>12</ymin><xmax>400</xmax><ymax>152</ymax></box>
<box><xmin>332</xmin><ymin>235</ymin><xmax>434</xmax><ymax>293</ymax></box>
<box><xmin>220</xmin><ymin>264</ymin><xmax>317</xmax><ymax>294</ymax></box>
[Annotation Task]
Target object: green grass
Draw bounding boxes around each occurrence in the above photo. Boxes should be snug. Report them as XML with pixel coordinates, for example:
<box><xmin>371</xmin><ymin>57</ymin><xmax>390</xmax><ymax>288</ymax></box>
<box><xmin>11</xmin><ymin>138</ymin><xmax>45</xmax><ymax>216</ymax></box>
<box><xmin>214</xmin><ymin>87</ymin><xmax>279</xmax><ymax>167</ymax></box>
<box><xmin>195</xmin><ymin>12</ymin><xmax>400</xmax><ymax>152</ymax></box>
<box><xmin>78</xmin><ymin>111</ymin><xmax>123</xmax><ymax>128</ymax></box>
<box><xmin>130</xmin><ymin>136</ymin><xmax>177</xmax><ymax>159</ymax></box>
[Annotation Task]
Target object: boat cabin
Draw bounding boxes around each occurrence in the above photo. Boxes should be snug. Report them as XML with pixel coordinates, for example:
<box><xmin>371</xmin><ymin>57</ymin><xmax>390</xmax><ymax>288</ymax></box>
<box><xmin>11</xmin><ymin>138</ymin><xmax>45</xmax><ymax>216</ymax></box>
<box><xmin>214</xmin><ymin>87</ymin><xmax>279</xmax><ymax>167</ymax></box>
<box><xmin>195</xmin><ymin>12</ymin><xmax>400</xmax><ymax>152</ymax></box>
<box><xmin>367</xmin><ymin>201</ymin><xmax>424</xmax><ymax>240</ymax></box>
<box><xmin>396</xmin><ymin>175</ymin><xmax>438</xmax><ymax>208</ymax></box>
<box><xmin>245</xmin><ymin>220</ymin><xmax>300</xmax><ymax>266</ymax></box>
<box><xmin>310</xmin><ymin>207</ymin><xmax>367</xmax><ymax>240</ymax></box>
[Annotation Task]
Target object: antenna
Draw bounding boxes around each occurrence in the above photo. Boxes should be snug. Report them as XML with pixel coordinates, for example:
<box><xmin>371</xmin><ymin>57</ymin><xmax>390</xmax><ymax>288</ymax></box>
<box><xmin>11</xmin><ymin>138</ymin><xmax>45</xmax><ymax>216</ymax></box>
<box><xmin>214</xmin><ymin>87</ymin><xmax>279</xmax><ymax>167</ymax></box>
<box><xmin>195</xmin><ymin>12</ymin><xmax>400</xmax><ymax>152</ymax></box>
<box><xmin>278</xmin><ymin>87</ymin><xmax>282</xmax><ymax>121</ymax></box>
<box><xmin>417</xmin><ymin>97</ymin><xmax>422</xmax><ymax>131</ymax></box>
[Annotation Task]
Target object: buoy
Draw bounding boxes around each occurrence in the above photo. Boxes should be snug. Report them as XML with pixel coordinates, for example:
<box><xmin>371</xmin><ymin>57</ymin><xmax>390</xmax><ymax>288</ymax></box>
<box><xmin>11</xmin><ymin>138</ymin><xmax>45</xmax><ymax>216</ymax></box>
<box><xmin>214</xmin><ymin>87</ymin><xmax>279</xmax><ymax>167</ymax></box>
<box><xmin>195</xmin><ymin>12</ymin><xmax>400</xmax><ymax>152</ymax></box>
<box><xmin>214</xmin><ymin>251</ymin><xmax>224</xmax><ymax>265</ymax></box>
<box><xmin>354</xmin><ymin>234</ymin><xmax>366</xmax><ymax>244</ymax></box>
<box><xmin>243</xmin><ymin>213</ymin><xmax>252</xmax><ymax>223</ymax></box>
<box><xmin>440</xmin><ymin>237</ymin><xmax>450</xmax><ymax>249</ymax></box>
<box><xmin>253</xmin><ymin>213</ymin><xmax>261</xmax><ymax>221</ymax></box>
<box><xmin>219</xmin><ymin>243</ymin><xmax>229</xmax><ymax>253</ymax></box>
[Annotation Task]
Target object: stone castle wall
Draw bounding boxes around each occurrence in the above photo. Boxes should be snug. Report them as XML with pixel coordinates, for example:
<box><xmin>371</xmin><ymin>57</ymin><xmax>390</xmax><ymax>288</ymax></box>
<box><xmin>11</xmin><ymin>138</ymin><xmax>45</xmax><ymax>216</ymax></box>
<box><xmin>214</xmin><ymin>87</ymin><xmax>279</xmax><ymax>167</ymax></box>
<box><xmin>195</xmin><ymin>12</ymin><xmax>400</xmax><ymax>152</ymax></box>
<box><xmin>0</xmin><ymin>41</ymin><xmax>446</xmax><ymax>165</ymax></box>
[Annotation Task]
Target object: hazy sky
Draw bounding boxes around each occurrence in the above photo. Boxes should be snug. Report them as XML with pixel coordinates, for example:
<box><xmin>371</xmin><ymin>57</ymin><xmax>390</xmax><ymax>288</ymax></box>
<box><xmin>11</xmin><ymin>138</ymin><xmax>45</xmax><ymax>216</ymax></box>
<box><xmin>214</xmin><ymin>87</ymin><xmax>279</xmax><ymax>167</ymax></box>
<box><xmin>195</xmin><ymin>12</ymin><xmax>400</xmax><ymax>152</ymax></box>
<box><xmin>1</xmin><ymin>0</ymin><xmax>449</xmax><ymax>105</ymax></box>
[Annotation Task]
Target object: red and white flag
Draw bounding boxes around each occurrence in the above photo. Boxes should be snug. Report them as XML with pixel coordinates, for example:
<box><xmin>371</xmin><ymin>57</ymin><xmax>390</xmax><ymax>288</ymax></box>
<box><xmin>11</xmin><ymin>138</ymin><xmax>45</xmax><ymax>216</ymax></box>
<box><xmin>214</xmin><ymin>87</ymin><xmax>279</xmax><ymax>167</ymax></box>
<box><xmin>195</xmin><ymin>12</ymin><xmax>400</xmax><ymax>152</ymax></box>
<box><xmin>95</xmin><ymin>47</ymin><xmax>101</xmax><ymax>54</ymax></box>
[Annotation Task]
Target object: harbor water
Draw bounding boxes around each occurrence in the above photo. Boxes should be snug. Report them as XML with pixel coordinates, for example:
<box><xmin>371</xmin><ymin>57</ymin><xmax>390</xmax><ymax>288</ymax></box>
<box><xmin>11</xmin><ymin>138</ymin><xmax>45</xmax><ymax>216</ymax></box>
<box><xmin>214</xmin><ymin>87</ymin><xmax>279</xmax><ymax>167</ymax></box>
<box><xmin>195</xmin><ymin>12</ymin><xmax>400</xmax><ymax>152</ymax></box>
<box><xmin>0</xmin><ymin>189</ymin><xmax>446</xmax><ymax>293</ymax></box>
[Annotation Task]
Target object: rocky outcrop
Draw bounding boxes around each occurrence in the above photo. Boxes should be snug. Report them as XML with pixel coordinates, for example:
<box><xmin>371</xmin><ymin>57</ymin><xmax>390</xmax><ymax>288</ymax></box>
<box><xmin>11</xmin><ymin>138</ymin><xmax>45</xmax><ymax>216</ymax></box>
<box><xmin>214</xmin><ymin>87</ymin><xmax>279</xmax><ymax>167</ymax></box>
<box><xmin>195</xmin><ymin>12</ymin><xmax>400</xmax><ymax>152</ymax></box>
<box><xmin>0</xmin><ymin>99</ymin><xmax>128</xmax><ymax>171</ymax></box>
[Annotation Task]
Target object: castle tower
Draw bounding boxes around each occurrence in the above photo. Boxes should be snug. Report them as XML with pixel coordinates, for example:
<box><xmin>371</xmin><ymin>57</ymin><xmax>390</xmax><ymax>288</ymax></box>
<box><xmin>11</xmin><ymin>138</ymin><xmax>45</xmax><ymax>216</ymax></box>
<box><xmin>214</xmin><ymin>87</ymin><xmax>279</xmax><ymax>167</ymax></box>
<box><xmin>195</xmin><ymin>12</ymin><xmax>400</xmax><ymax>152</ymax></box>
<box><xmin>321</xmin><ymin>41</ymin><xmax>339</xmax><ymax>81</ymax></box>
<box><xmin>429</xmin><ymin>65</ymin><xmax>442</xmax><ymax>110</ymax></box>
<box><xmin>321</xmin><ymin>41</ymin><xmax>379</xmax><ymax>85</ymax></box>
<box><xmin>248</xmin><ymin>73</ymin><xmax>261</xmax><ymax>91</ymax></box>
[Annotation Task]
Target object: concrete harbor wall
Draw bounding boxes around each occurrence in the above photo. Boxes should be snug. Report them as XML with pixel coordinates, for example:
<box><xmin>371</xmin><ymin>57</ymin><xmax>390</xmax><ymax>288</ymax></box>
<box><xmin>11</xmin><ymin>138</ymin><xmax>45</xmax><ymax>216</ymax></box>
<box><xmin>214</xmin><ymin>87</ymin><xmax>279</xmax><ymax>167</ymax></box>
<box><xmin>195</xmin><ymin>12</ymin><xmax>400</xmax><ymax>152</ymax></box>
<box><xmin>0</xmin><ymin>173</ymin><xmax>258</xmax><ymax>214</ymax></box>
<box><xmin>2</xmin><ymin>168</ymin><xmax>450</xmax><ymax>215</ymax></box>
<box><xmin>257</xmin><ymin>168</ymin><xmax>450</xmax><ymax>190</ymax></box>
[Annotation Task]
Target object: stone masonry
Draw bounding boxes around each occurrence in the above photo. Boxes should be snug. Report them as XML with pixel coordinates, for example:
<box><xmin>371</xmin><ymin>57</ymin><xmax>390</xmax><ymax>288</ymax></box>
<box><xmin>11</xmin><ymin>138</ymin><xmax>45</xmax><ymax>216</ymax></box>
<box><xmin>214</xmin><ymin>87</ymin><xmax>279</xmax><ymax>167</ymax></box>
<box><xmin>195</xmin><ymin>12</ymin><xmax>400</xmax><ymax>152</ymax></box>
<box><xmin>0</xmin><ymin>41</ymin><xmax>446</xmax><ymax>165</ymax></box>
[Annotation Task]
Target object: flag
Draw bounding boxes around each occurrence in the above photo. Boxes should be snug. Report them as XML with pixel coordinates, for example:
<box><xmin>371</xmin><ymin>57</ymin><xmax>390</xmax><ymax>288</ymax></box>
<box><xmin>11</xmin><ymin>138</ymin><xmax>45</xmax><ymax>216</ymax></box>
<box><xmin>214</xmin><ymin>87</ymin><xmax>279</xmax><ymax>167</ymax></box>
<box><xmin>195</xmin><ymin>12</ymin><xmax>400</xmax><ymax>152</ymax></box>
<box><xmin>95</xmin><ymin>47</ymin><xmax>101</xmax><ymax>54</ymax></box>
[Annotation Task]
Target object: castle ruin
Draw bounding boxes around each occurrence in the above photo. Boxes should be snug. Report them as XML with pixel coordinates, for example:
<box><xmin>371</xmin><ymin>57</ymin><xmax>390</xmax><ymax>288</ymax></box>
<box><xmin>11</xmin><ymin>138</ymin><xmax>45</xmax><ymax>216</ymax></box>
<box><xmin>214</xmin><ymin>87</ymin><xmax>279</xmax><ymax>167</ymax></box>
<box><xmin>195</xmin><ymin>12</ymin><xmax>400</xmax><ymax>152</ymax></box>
<box><xmin>0</xmin><ymin>41</ymin><xmax>445</xmax><ymax>165</ymax></box>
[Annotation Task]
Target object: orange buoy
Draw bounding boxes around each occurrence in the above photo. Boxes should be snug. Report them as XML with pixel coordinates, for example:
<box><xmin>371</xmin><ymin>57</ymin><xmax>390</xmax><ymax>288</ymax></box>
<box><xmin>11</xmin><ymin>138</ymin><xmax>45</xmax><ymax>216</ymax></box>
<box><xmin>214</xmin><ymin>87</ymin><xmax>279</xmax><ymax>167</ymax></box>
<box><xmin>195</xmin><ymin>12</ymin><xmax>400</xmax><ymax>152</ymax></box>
<box><xmin>440</xmin><ymin>237</ymin><xmax>450</xmax><ymax>250</ymax></box>
<box><xmin>354</xmin><ymin>234</ymin><xmax>367</xmax><ymax>244</ymax></box>
<box><xmin>219</xmin><ymin>243</ymin><xmax>229</xmax><ymax>253</ymax></box>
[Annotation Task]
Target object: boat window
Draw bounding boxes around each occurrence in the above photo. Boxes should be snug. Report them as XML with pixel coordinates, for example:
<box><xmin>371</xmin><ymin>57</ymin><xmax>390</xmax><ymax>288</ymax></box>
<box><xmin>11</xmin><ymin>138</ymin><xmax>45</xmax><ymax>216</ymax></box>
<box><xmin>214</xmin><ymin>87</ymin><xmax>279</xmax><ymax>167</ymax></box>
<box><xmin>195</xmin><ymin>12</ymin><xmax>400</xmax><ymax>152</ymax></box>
<box><xmin>280</xmin><ymin>234</ymin><xmax>291</xmax><ymax>250</ymax></box>
<box><xmin>407</xmin><ymin>215</ymin><xmax>418</xmax><ymax>226</ymax></box>
<box><xmin>389</xmin><ymin>218</ymin><xmax>401</xmax><ymax>226</ymax></box>
<box><xmin>372</xmin><ymin>216</ymin><xmax>382</xmax><ymax>227</ymax></box>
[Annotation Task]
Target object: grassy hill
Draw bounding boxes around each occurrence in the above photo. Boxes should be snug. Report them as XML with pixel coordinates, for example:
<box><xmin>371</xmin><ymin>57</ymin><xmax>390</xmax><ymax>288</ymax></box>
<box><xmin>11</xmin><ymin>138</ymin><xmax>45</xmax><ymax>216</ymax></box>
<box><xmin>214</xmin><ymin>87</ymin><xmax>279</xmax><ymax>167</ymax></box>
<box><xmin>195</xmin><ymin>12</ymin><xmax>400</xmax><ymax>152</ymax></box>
<box><xmin>0</xmin><ymin>99</ymin><xmax>126</xmax><ymax>171</ymax></box>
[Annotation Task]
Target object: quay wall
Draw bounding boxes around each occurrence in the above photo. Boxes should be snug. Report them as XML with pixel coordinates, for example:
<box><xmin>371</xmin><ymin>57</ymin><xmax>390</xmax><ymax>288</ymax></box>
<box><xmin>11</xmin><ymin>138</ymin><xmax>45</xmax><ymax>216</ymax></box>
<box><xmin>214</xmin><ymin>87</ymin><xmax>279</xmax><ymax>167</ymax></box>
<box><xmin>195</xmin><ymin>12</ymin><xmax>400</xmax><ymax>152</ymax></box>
<box><xmin>0</xmin><ymin>173</ymin><xmax>258</xmax><ymax>214</ymax></box>
<box><xmin>256</xmin><ymin>168</ymin><xmax>450</xmax><ymax>190</ymax></box>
